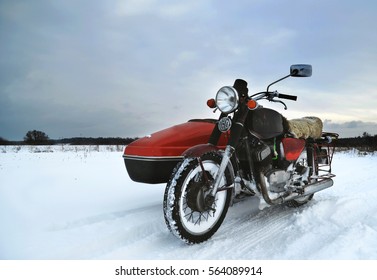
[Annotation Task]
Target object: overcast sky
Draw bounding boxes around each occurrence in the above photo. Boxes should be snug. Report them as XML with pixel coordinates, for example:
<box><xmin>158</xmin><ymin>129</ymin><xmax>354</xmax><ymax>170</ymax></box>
<box><xmin>1</xmin><ymin>0</ymin><xmax>377</xmax><ymax>140</ymax></box>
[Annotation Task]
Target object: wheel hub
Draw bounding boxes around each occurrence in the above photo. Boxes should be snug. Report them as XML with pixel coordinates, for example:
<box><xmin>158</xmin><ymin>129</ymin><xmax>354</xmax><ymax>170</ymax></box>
<box><xmin>186</xmin><ymin>173</ymin><xmax>214</xmax><ymax>212</ymax></box>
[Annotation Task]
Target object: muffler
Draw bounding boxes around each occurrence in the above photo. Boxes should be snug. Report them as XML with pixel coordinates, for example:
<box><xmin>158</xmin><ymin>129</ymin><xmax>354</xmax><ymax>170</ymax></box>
<box><xmin>258</xmin><ymin>171</ymin><xmax>334</xmax><ymax>205</ymax></box>
<box><xmin>283</xmin><ymin>178</ymin><xmax>334</xmax><ymax>202</ymax></box>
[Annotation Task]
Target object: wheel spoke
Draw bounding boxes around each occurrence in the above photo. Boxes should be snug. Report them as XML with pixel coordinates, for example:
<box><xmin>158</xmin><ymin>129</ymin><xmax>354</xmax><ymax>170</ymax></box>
<box><xmin>182</xmin><ymin>191</ymin><xmax>220</xmax><ymax>225</ymax></box>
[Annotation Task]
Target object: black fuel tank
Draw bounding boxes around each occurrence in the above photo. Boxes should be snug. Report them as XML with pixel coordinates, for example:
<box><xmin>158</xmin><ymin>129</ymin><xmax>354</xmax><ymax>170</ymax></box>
<box><xmin>246</xmin><ymin>108</ymin><xmax>285</xmax><ymax>139</ymax></box>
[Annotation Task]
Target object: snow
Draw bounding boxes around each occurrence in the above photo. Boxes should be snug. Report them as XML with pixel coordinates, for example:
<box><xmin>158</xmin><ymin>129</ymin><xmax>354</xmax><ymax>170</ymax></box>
<box><xmin>1</xmin><ymin>145</ymin><xmax>377</xmax><ymax>260</ymax></box>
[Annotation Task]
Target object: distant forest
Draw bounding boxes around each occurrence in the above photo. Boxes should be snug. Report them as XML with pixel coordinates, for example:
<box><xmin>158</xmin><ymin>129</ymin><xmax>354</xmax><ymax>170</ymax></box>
<box><xmin>1</xmin><ymin>130</ymin><xmax>377</xmax><ymax>151</ymax></box>
<box><xmin>334</xmin><ymin>133</ymin><xmax>377</xmax><ymax>151</ymax></box>
<box><xmin>0</xmin><ymin>137</ymin><xmax>138</xmax><ymax>146</ymax></box>
<box><xmin>0</xmin><ymin>130</ymin><xmax>139</xmax><ymax>145</ymax></box>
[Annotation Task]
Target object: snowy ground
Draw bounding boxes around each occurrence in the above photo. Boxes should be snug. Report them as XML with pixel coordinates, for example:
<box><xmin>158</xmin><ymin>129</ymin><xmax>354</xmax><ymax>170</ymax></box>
<box><xmin>1</xmin><ymin>145</ymin><xmax>377</xmax><ymax>260</ymax></box>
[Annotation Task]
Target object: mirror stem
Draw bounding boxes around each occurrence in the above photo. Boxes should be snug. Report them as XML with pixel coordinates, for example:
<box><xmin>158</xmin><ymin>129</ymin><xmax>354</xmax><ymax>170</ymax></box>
<box><xmin>266</xmin><ymin>74</ymin><xmax>291</xmax><ymax>92</ymax></box>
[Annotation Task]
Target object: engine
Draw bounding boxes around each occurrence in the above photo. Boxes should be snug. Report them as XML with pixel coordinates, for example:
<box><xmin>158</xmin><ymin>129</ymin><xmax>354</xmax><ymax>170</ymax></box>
<box><xmin>265</xmin><ymin>169</ymin><xmax>291</xmax><ymax>193</ymax></box>
<box><xmin>264</xmin><ymin>159</ymin><xmax>311</xmax><ymax>193</ymax></box>
<box><xmin>239</xmin><ymin>136</ymin><xmax>311</xmax><ymax>194</ymax></box>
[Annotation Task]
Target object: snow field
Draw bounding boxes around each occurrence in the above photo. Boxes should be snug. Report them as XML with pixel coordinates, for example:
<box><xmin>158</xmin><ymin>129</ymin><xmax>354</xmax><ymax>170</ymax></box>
<box><xmin>0</xmin><ymin>146</ymin><xmax>376</xmax><ymax>259</ymax></box>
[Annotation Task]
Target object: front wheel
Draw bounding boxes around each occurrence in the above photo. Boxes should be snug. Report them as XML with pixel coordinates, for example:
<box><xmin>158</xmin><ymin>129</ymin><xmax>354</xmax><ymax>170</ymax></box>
<box><xmin>163</xmin><ymin>152</ymin><xmax>232</xmax><ymax>244</ymax></box>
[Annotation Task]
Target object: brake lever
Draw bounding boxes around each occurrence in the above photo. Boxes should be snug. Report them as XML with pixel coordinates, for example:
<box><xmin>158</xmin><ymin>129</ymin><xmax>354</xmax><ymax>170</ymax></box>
<box><xmin>277</xmin><ymin>100</ymin><xmax>288</xmax><ymax>110</ymax></box>
<box><xmin>271</xmin><ymin>99</ymin><xmax>287</xmax><ymax>110</ymax></box>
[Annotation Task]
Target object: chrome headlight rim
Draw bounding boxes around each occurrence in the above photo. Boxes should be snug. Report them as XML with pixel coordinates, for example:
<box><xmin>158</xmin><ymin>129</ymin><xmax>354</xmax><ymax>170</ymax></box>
<box><xmin>215</xmin><ymin>86</ymin><xmax>239</xmax><ymax>114</ymax></box>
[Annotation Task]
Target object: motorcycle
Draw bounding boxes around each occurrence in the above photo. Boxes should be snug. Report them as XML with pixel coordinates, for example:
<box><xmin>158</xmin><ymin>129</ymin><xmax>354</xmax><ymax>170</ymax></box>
<box><xmin>123</xmin><ymin>64</ymin><xmax>338</xmax><ymax>244</ymax></box>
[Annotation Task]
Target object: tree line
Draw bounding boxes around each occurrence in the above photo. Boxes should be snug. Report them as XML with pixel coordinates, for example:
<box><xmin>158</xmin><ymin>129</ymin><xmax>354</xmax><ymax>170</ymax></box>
<box><xmin>334</xmin><ymin>132</ymin><xmax>377</xmax><ymax>151</ymax></box>
<box><xmin>0</xmin><ymin>130</ymin><xmax>138</xmax><ymax>145</ymax></box>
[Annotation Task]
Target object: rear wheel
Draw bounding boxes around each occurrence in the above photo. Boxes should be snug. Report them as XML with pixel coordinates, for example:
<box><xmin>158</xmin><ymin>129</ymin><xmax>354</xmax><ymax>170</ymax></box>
<box><xmin>163</xmin><ymin>152</ymin><xmax>232</xmax><ymax>244</ymax></box>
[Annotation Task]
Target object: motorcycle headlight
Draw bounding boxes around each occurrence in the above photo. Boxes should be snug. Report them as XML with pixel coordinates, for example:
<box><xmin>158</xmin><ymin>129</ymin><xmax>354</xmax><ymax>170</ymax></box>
<box><xmin>215</xmin><ymin>86</ymin><xmax>239</xmax><ymax>113</ymax></box>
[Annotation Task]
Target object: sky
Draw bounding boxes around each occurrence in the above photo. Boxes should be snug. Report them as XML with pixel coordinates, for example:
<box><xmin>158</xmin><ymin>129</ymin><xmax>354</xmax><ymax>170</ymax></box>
<box><xmin>1</xmin><ymin>0</ymin><xmax>377</xmax><ymax>140</ymax></box>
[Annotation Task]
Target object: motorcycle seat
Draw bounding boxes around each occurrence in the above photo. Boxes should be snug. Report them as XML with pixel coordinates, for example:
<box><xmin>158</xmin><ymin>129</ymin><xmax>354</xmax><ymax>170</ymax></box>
<box><xmin>287</xmin><ymin>116</ymin><xmax>323</xmax><ymax>139</ymax></box>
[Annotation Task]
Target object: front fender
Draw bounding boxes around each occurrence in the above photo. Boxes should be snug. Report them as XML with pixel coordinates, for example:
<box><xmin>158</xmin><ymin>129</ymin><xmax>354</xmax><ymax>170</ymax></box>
<box><xmin>182</xmin><ymin>143</ymin><xmax>219</xmax><ymax>158</ymax></box>
<box><xmin>183</xmin><ymin>143</ymin><xmax>236</xmax><ymax>186</ymax></box>
<box><xmin>183</xmin><ymin>143</ymin><xmax>237</xmax><ymax>205</ymax></box>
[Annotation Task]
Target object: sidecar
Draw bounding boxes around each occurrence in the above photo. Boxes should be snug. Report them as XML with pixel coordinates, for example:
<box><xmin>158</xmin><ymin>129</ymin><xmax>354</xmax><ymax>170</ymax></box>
<box><xmin>123</xmin><ymin>119</ymin><xmax>228</xmax><ymax>184</ymax></box>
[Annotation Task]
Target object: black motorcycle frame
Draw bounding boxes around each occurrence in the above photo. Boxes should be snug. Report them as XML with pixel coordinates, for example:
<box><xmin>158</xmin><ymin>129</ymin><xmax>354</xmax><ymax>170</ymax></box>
<box><xmin>188</xmin><ymin>67</ymin><xmax>337</xmax><ymax>208</ymax></box>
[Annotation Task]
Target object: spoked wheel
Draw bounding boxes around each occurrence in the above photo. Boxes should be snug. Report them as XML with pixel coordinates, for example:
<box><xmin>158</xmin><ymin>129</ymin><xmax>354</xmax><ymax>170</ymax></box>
<box><xmin>163</xmin><ymin>152</ymin><xmax>232</xmax><ymax>244</ymax></box>
<box><xmin>286</xmin><ymin>147</ymin><xmax>317</xmax><ymax>208</ymax></box>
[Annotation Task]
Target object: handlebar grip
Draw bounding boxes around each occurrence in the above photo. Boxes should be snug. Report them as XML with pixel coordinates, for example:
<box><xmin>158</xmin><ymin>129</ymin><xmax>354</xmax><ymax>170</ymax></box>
<box><xmin>278</xmin><ymin>93</ymin><xmax>297</xmax><ymax>101</ymax></box>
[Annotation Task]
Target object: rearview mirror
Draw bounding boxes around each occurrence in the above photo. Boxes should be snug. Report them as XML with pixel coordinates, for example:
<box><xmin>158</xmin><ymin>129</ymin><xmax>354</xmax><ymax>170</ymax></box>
<box><xmin>290</xmin><ymin>64</ymin><xmax>312</xmax><ymax>77</ymax></box>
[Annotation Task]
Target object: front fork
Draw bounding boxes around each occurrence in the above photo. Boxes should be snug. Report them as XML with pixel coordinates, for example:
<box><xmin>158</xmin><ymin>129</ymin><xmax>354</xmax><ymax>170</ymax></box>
<box><xmin>210</xmin><ymin>145</ymin><xmax>235</xmax><ymax>196</ymax></box>
<box><xmin>210</xmin><ymin>112</ymin><xmax>248</xmax><ymax>197</ymax></box>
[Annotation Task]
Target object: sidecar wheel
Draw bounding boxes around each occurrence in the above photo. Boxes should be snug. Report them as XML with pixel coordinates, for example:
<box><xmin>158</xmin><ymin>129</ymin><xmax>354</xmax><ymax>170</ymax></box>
<box><xmin>163</xmin><ymin>152</ymin><xmax>232</xmax><ymax>244</ymax></box>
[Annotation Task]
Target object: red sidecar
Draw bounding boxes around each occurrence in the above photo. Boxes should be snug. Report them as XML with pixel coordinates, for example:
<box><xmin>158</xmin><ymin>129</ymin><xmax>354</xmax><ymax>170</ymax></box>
<box><xmin>123</xmin><ymin>119</ymin><xmax>229</xmax><ymax>184</ymax></box>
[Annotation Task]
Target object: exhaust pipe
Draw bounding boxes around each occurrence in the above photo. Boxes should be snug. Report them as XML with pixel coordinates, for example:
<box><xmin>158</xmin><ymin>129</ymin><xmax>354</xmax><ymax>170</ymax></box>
<box><xmin>258</xmin><ymin>171</ymin><xmax>334</xmax><ymax>205</ymax></box>
<box><xmin>283</xmin><ymin>178</ymin><xmax>334</xmax><ymax>203</ymax></box>
<box><xmin>302</xmin><ymin>178</ymin><xmax>333</xmax><ymax>196</ymax></box>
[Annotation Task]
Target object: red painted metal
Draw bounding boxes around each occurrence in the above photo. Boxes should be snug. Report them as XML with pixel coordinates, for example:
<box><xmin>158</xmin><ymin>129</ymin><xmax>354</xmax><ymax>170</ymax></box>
<box><xmin>282</xmin><ymin>138</ymin><xmax>306</xmax><ymax>161</ymax></box>
<box><xmin>124</xmin><ymin>120</ymin><xmax>229</xmax><ymax>157</ymax></box>
<box><xmin>182</xmin><ymin>143</ymin><xmax>219</xmax><ymax>158</ymax></box>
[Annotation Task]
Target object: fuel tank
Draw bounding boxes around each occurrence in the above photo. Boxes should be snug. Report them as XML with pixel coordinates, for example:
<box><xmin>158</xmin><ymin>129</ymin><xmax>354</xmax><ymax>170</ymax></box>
<box><xmin>247</xmin><ymin>108</ymin><xmax>286</xmax><ymax>139</ymax></box>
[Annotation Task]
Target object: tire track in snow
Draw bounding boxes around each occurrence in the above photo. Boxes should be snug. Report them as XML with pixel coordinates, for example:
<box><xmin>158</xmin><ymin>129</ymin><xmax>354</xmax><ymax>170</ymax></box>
<box><xmin>58</xmin><ymin>196</ymin><xmax>302</xmax><ymax>259</ymax></box>
<box><xmin>99</xmin><ymin>197</ymin><xmax>312</xmax><ymax>259</ymax></box>
<box><xmin>48</xmin><ymin>204</ymin><xmax>162</xmax><ymax>231</ymax></box>
<box><xmin>141</xmin><ymin>197</ymin><xmax>306</xmax><ymax>260</ymax></box>
<box><xmin>210</xmin><ymin>198</ymin><xmax>301</xmax><ymax>258</ymax></box>
<box><xmin>42</xmin><ymin>203</ymin><xmax>169</xmax><ymax>259</ymax></box>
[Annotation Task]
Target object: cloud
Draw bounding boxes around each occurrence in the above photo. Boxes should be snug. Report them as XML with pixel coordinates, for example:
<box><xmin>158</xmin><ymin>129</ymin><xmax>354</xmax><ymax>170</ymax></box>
<box><xmin>115</xmin><ymin>0</ymin><xmax>203</xmax><ymax>18</ymax></box>
<box><xmin>323</xmin><ymin>120</ymin><xmax>377</xmax><ymax>138</ymax></box>
<box><xmin>1</xmin><ymin>0</ymin><xmax>377</xmax><ymax>140</ymax></box>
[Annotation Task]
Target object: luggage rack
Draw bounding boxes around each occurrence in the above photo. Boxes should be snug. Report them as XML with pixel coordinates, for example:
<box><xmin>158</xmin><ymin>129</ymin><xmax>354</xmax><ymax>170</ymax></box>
<box><xmin>313</xmin><ymin>132</ymin><xmax>339</xmax><ymax>180</ymax></box>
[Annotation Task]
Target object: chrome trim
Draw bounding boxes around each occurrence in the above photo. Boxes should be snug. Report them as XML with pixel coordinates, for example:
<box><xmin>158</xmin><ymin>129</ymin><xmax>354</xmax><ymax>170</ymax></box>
<box><xmin>218</xmin><ymin>117</ymin><xmax>232</xmax><ymax>132</ymax></box>
<box><xmin>123</xmin><ymin>155</ymin><xmax>183</xmax><ymax>162</ymax></box>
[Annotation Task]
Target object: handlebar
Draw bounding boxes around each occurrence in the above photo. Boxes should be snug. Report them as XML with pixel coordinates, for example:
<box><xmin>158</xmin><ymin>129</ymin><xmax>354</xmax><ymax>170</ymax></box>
<box><xmin>249</xmin><ymin>90</ymin><xmax>297</xmax><ymax>110</ymax></box>
<box><xmin>251</xmin><ymin>91</ymin><xmax>297</xmax><ymax>101</ymax></box>
<box><xmin>276</xmin><ymin>93</ymin><xmax>297</xmax><ymax>101</ymax></box>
